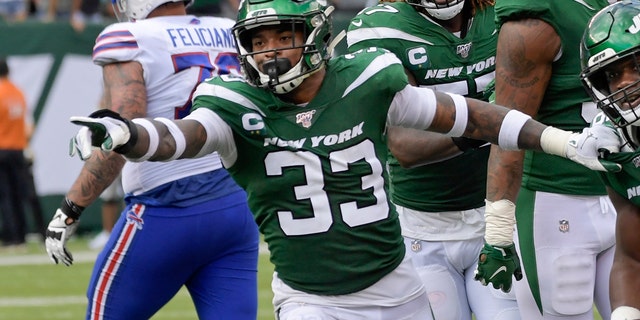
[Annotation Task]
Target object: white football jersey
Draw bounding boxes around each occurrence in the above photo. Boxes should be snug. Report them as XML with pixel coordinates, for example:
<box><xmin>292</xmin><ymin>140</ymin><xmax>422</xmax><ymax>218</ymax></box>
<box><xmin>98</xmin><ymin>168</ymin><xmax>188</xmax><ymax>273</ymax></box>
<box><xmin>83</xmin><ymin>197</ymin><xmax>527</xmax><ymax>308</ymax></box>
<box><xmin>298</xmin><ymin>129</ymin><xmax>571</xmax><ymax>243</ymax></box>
<box><xmin>93</xmin><ymin>15</ymin><xmax>240</xmax><ymax>195</ymax></box>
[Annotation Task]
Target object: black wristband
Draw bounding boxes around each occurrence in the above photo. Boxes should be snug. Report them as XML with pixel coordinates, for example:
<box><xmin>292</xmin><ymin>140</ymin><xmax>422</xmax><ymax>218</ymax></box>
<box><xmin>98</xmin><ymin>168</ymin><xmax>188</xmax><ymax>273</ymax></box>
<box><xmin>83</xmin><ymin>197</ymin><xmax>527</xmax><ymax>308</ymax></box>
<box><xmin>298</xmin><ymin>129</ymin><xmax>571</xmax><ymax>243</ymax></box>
<box><xmin>113</xmin><ymin>119</ymin><xmax>138</xmax><ymax>155</ymax></box>
<box><xmin>86</xmin><ymin>109</ymin><xmax>138</xmax><ymax>155</ymax></box>
<box><xmin>451</xmin><ymin>137</ymin><xmax>487</xmax><ymax>152</ymax></box>
<box><xmin>60</xmin><ymin>197</ymin><xmax>85</xmax><ymax>220</ymax></box>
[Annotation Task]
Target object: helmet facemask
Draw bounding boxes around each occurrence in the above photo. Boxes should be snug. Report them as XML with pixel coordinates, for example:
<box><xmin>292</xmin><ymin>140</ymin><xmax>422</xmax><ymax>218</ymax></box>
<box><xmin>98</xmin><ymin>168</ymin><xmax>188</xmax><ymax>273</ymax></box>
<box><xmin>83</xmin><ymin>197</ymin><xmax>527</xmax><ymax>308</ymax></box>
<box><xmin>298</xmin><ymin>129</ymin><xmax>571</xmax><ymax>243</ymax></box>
<box><xmin>583</xmin><ymin>52</ymin><xmax>640</xmax><ymax>128</ymax></box>
<box><xmin>233</xmin><ymin>1</ymin><xmax>332</xmax><ymax>94</ymax></box>
<box><xmin>406</xmin><ymin>0</ymin><xmax>465</xmax><ymax>20</ymax></box>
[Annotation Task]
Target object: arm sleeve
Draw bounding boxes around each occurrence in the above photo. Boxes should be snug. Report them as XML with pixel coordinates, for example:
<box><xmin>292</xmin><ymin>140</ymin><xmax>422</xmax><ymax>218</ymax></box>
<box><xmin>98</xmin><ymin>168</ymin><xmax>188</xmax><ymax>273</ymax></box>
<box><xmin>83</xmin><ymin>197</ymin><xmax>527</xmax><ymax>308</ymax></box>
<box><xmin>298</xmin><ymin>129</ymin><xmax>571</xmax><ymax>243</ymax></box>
<box><xmin>185</xmin><ymin>108</ymin><xmax>239</xmax><ymax>167</ymax></box>
<box><xmin>387</xmin><ymin>84</ymin><xmax>438</xmax><ymax>130</ymax></box>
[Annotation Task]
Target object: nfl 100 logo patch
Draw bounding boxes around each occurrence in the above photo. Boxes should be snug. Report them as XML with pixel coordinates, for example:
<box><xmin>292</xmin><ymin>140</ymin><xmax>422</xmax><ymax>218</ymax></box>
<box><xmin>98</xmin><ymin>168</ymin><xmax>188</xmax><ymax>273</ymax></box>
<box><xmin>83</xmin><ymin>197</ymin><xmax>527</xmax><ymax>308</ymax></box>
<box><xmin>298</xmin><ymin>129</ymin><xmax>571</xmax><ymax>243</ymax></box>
<box><xmin>456</xmin><ymin>42</ymin><xmax>472</xmax><ymax>59</ymax></box>
<box><xmin>296</xmin><ymin>110</ymin><xmax>316</xmax><ymax>128</ymax></box>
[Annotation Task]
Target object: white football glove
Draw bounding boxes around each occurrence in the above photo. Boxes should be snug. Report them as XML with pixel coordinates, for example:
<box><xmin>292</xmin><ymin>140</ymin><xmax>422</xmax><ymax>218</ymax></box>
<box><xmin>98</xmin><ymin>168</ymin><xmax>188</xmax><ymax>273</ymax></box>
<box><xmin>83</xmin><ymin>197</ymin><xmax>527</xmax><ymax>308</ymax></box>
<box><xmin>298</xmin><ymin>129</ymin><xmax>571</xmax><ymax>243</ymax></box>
<box><xmin>45</xmin><ymin>208</ymin><xmax>80</xmax><ymax>266</ymax></box>
<box><xmin>69</xmin><ymin>109</ymin><xmax>135</xmax><ymax>160</ymax></box>
<box><xmin>540</xmin><ymin>125</ymin><xmax>622</xmax><ymax>172</ymax></box>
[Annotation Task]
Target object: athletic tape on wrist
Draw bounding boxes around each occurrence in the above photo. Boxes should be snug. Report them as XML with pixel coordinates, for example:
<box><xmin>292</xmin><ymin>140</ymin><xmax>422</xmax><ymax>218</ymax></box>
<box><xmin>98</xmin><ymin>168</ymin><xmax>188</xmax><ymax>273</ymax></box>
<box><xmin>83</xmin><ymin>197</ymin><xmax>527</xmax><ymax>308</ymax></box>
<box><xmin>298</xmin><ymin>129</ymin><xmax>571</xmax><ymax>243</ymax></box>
<box><xmin>498</xmin><ymin>110</ymin><xmax>531</xmax><ymax>150</ymax></box>
<box><xmin>130</xmin><ymin>118</ymin><xmax>159</xmax><ymax>162</ymax></box>
<box><xmin>445</xmin><ymin>93</ymin><xmax>468</xmax><ymax>137</ymax></box>
<box><xmin>155</xmin><ymin>117</ymin><xmax>186</xmax><ymax>161</ymax></box>
<box><xmin>540</xmin><ymin>126</ymin><xmax>573</xmax><ymax>157</ymax></box>
<box><xmin>484</xmin><ymin>199</ymin><xmax>516</xmax><ymax>246</ymax></box>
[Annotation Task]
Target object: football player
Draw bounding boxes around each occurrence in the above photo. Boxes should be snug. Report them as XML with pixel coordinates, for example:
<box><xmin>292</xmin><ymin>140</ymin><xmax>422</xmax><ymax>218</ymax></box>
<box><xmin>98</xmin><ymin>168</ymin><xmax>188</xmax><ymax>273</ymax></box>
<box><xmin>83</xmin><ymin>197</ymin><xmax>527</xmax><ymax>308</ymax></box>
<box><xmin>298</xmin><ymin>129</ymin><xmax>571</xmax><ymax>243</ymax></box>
<box><xmin>580</xmin><ymin>1</ymin><xmax>640</xmax><ymax>319</ymax></box>
<box><xmin>66</xmin><ymin>0</ymin><xmax>621</xmax><ymax>318</ymax></box>
<box><xmin>43</xmin><ymin>0</ymin><xmax>260</xmax><ymax>318</ymax></box>
<box><xmin>472</xmin><ymin>0</ymin><xmax>615</xmax><ymax>319</ymax></box>
<box><xmin>347</xmin><ymin>1</ymin><xmax>520</xmax><ymax>319</ymax></box>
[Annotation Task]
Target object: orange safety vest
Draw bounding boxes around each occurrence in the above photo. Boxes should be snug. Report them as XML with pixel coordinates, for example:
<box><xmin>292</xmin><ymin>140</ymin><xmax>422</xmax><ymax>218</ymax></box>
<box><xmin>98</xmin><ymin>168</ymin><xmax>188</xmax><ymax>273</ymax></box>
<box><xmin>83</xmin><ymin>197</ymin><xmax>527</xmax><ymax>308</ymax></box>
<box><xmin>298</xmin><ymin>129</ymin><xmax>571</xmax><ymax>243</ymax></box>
<box><xmin>0</xmin><ymin>78</ymin><xmax>28</xmax><ymax>150</ymax></box>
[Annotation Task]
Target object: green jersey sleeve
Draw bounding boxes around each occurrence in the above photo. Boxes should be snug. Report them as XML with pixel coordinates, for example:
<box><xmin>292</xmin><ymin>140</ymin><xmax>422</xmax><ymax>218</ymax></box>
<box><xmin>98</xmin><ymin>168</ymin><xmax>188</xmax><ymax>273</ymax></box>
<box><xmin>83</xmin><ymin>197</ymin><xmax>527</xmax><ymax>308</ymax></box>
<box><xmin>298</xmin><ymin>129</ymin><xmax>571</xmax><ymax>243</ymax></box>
<box><xmin>601</xmin><ymin>151</ymin><xmax>640</xmax><ymax>206</ymax></box>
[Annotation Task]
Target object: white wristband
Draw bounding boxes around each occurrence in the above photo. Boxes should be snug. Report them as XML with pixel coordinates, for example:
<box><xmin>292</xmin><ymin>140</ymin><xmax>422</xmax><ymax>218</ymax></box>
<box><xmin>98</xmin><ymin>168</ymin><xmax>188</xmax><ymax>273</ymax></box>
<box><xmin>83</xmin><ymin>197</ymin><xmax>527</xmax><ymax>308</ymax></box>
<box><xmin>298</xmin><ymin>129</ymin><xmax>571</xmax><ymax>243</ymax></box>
<box><xmin>498</xmin><ymin>110</ymin><xmax>531</xmax><ymax>150</ymax></box>
<box><xmin>611</xmin><ymin>306</ymin><xmax>640</xmax><ymax>320</ymax></box>
<box><xmin>129</xmin><ymin>118</ymin><xmax>158</xmax><ymax>162</ymax></box>
<box><xmin>154</xmin><ymin>117</ymin><xmax>186</xmax><ymax>161</ymax></box>
<box><xmin>484</xmin><ymin>199</ymin><xmax>516</xmax><ymax>246</ymax></box>
<box><xmin>540</xmin><ymin>126</ymin><xmax>573</xmax><ymax>157</ymax></box>
<box><xmin>445</xmin><ymin>93</ymin><xmax>468</xmax><ymax>137</ymax></box>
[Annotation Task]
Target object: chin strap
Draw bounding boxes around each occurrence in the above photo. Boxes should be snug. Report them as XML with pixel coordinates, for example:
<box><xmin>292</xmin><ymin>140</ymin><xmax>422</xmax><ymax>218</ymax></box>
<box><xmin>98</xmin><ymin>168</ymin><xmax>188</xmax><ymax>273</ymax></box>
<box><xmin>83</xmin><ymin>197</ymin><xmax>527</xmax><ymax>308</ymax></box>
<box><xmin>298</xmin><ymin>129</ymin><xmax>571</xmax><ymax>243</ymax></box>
<box><xmin>328</xmin><ymin>29</ymin><xmax>346</xmax><ymax>58</ymax></box>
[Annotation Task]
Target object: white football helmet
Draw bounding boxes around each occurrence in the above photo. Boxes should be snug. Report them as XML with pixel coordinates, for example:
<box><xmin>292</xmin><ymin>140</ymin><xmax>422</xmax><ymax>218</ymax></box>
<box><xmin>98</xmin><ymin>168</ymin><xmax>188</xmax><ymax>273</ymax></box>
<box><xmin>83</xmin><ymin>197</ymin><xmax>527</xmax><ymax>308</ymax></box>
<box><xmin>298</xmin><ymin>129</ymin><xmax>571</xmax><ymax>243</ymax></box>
<box><xmin>112</xmin><ymin>0</ymin><xmax>193</xmax><ymax>21</ymax></box>
<box><xmin>406</xmin><ymin>0</ymin><xmax>465</xmax><ymax>20</ymax></box>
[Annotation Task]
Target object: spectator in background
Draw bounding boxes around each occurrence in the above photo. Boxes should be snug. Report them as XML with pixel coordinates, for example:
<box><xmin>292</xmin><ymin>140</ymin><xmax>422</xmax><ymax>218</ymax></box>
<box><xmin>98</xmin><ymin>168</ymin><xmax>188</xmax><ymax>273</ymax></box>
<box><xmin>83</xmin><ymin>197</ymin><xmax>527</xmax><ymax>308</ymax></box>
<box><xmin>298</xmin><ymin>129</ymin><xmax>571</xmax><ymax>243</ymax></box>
<box><xmin>40</xmin><ymin>0</ymin><xmax>71</xmax><ymax>22</ymax></box>
<box><xmin>70</xmin><ymin>0</ymin><xmax>105</xmax><ymax>31</ymax></box>
<box><xmin>0</xmin><ymin>0</ymin><xmax>28</xmax><ymax>22</ymax></box>
<box><xmin>186</xmin><ymin>0</ymin><xmax>238</xmax><ymax>19</ymax></box>
<box><xmin>0</xmin><ymin>57</ymin><xmax>30</xmax><ymax>251</ymax></box>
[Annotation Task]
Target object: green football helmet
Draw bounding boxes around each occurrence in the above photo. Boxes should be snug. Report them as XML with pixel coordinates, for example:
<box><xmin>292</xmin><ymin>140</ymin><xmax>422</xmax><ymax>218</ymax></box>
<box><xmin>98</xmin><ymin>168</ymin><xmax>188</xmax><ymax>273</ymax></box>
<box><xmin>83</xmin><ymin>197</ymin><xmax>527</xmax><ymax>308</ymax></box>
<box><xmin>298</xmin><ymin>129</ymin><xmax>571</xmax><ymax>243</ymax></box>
<box><xmin>233</xmin><ymin>0</ymin><xmax>333</xmax><ymax>94</ymax></box>
<box><xmin>581</xmin><ymin>0</ymin><xmax>640</xmax><ymax>131</ymax></box>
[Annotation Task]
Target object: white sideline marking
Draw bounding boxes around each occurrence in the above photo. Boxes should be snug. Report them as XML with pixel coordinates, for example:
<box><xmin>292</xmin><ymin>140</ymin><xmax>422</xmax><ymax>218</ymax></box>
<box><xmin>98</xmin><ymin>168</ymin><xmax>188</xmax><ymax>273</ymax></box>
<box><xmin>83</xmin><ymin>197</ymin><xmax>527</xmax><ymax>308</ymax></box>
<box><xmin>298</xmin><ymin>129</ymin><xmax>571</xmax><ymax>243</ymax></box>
<box><xmin>0</xmin><ymin>244</ymin><xmax>269</xmax><ymax>266</ymax></box>
<box><xmin>0</xmin><ymin>251</ymin><xmax>98</xmax><ymax>266</ymax></box>
<box><xmin>0</xmin><ymin>296</ymin><xmax>86</xmax><ymax>307</ymax></box>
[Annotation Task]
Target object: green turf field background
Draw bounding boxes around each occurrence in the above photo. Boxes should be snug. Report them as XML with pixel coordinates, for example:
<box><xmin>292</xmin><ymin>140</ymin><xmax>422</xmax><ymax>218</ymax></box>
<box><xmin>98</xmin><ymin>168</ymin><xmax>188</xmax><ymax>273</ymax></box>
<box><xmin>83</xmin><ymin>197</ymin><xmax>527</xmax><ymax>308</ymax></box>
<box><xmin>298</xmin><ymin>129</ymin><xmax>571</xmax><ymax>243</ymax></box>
<box><xmin>0</xmin><ymin>237</ymin><xmax>274</xmax><ymax>320</ymax></box>
<box><xmin>0</xmin><ymin>237</ymin><xmax>605</xmax><ymax>320</ymax></box>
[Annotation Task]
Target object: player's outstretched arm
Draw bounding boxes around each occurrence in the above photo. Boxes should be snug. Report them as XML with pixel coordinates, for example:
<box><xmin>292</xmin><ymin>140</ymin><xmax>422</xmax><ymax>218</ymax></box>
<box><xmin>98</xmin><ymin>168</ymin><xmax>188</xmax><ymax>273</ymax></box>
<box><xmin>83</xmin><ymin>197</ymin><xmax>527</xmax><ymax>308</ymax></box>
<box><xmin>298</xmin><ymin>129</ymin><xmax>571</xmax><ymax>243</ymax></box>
<box><xmin>69</xmin><ymin>109</ymin><xmax>212</xmax><ymax>162</ymax></box>
<box><xmin>389</xmin><ymin>86</ymin><xmax>623</xmax><ymax>172</ymax></box>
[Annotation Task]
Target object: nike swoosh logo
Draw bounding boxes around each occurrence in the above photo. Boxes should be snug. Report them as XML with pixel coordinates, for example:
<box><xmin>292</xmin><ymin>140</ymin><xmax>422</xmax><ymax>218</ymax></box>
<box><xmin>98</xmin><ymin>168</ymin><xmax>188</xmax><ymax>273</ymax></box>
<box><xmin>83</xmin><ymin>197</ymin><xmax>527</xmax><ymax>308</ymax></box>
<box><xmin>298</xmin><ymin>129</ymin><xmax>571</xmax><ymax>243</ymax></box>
<box><xmin>489</xmin><ymin>266</ymin><xmax>507</xmax><ymax>280</ymax></box>
<box><xmin>351</xmin><ymin>19</ymin><xmax>363</xmax><ymax>27</ymax></box>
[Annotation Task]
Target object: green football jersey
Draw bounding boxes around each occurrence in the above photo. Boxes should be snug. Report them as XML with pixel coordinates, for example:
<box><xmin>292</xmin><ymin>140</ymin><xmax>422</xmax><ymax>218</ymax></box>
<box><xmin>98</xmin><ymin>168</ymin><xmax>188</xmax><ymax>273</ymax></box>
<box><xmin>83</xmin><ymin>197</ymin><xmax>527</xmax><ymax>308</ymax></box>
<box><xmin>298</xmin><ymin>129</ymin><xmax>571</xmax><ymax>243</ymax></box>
<box><xmin>496</xmin><ymin>0</ymin><xmax>610</xmax><ymax>195</ymax></box>
<box><xmin>347</xmin><ymin>2</ymin><xmax>496</xmax><ymax>211</ymax></box>
<box><xmin>601</xmin><ymin>151</ymin><xmax>640</xmax><ymax>207</ymax></box>
<box><xmin>191</xmin><ymin>48</ymin><xmax>408</xmax><ymax>295</ymax></box>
